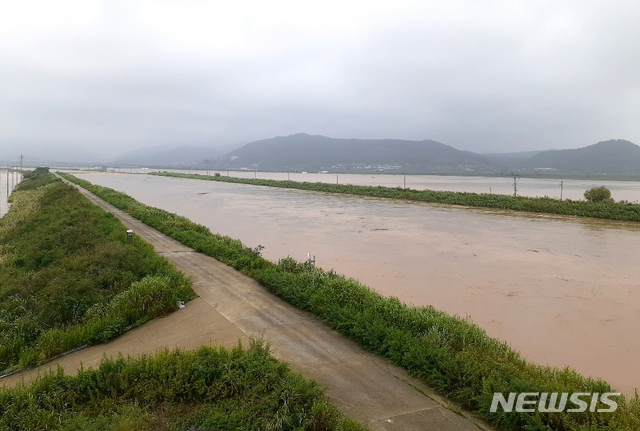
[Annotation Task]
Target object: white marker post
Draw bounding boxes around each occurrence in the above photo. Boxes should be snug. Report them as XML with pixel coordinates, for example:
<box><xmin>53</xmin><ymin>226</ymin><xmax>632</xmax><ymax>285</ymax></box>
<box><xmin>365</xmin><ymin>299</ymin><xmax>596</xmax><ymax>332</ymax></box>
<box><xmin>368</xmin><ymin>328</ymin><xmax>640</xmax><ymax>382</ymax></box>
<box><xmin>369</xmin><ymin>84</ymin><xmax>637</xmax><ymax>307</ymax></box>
<box><xmin>307</xmin><ymin>253</ymin><xmax>316</xmax><ymax>286</ymax></box>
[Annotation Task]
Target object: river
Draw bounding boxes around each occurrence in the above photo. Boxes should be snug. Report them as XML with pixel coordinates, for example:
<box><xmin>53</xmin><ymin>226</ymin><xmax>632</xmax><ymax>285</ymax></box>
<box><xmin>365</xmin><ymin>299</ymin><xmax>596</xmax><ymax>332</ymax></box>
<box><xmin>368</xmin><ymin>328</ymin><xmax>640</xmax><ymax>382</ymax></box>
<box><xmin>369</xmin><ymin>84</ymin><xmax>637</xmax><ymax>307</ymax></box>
<box><xmin>71</xmin><ymin>171</ymin><xmax>640</xmax><ymax>395</ymax></box>
<box><xmin>98</xmin><ymin>167</ymin><xmax>640</xmax><ymax>202</ymax></box>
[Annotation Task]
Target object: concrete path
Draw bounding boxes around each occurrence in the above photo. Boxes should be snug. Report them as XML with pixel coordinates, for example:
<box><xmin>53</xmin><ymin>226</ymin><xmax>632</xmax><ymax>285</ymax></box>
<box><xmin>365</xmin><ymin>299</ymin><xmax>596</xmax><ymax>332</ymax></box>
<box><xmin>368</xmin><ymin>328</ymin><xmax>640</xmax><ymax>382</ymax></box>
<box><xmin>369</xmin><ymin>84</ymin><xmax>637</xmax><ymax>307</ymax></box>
<box><xmin>4</xmin><ymin>175</ymin><xmax>493</xmax><ymax>431</ymax></box>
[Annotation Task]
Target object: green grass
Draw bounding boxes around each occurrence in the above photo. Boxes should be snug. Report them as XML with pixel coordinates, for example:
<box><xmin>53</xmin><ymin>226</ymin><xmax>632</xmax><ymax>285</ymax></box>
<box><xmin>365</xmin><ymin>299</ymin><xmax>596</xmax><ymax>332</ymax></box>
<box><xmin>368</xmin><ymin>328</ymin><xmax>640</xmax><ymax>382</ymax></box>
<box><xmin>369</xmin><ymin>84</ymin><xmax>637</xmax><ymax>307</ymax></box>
<box><xmin>0</xmin><ymin>170</ymin><xmax>195</xmax><ymax>373</ymax></box>
<box><xmin>60</xmin><ymin>172</ymin><xmax>640</xmax><ymax>431</ymax></box>
<box><xmin>0</xmin><ymin>341</ymin><xmax>365</xmax><ymax>431</ymax></box>
<box><xmin>153</xmin><ymin>171</ymin><xmax>640</xmax><ymax>222</ymax></box>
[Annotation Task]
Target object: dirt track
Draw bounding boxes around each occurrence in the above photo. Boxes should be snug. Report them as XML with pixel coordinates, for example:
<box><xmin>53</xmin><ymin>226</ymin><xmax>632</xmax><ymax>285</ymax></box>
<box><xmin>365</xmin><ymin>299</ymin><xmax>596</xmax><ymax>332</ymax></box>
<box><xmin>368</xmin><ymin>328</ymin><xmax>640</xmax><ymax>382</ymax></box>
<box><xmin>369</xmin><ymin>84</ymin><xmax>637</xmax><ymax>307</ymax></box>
<box><xmin>2</xmin><ymin>176</ymin><xmax>492</xmax><ymax>431</ymax></box>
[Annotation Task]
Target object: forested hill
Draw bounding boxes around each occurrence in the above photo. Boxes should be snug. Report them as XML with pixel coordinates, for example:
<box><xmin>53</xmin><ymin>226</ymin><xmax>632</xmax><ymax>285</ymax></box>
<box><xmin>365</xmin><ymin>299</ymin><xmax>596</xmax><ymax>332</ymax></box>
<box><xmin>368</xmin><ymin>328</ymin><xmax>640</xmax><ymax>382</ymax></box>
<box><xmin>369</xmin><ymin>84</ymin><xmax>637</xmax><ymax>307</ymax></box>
<box><xmin>215</xmin><ymin>133</ymin><xmax>495</xmax><ymax>172</ymax></box>
<box><xmin>522</xmin><ymin>139</ymin><xmax>640</xmax><ymax>174</ymax></box>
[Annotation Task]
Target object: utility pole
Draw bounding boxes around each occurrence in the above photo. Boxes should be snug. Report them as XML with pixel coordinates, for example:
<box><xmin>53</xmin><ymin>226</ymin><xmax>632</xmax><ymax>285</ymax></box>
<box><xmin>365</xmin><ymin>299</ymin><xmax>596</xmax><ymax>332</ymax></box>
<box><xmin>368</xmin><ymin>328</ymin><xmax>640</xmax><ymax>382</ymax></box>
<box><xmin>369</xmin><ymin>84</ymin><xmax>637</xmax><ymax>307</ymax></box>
<box><xmin>19</xmin><ymin>154</ymin><xmax>23</xmax><ymax>170</ymax></box>
<box><xmin>512</xmin><ymin>174</ymin><xmax>519</xmax><ymax>197</ymax></box>
<box><xmin>336</xmin><ymin>173</ymin><xmax>339</xmax><ymax>185</ymax></box>
<box><xmin>560</xmin><ymin>180</ymin><xmax>564</xmax><ymax>201</ymax></box>
<box><xmin>403</xmin><ymin>174</ymin><xmax>406</xmax><ymax>190</ymax></box>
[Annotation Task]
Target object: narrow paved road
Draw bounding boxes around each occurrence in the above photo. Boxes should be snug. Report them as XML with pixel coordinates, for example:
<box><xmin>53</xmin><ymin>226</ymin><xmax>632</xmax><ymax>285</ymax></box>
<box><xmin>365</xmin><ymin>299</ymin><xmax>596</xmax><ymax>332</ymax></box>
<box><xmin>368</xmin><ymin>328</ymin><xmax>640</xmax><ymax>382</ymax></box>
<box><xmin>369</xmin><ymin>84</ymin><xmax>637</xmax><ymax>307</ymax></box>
<box><xmin>5</xmin><ymin>175</ymin><xmax>492</xmax><ymax>431</ymax></box>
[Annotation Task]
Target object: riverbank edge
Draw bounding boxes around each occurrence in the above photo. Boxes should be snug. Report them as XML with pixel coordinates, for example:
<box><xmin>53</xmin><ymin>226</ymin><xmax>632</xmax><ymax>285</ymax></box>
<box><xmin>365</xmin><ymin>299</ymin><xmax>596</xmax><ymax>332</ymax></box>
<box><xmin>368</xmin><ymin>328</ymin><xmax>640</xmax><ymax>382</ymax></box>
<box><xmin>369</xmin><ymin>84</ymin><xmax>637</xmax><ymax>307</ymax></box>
<box><xmin>60</xmin><ymin>172</ymin><xmax>640</xmax><ymax>431</ymax></box>
<box><xmin>0</xmin><ymin>171</ymin><xmax>195</xmax><ymax>374</ymax></box>
<box><xmin>151</xmin><ymin>171</ymin><xmax>640</xmax><ymax>223</ymax></box>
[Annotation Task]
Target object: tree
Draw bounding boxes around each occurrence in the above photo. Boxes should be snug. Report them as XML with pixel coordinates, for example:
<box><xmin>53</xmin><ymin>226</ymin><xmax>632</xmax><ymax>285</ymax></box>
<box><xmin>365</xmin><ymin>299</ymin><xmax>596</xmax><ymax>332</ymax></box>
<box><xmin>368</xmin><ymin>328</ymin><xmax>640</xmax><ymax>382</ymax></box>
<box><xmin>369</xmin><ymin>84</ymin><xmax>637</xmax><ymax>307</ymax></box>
<box><xmin>584</xmin><ymin>186</ymin><xmax>613</xmax><ymax>203</ymax></box>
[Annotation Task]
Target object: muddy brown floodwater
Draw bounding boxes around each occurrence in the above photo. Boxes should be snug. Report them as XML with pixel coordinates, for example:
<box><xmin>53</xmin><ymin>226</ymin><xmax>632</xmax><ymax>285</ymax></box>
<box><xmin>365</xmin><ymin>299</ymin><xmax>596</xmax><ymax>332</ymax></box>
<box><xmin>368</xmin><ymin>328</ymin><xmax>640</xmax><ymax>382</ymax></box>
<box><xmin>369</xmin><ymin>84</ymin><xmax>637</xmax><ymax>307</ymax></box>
<box><xmin>72</xmin><ymin>171</ymin><xmax>640</xmax><ymax>396</ymax></box>
<box><xmin>102</xmin><ymin>167</ymin><xmax>640</xmax><ymax>201</ymax></box>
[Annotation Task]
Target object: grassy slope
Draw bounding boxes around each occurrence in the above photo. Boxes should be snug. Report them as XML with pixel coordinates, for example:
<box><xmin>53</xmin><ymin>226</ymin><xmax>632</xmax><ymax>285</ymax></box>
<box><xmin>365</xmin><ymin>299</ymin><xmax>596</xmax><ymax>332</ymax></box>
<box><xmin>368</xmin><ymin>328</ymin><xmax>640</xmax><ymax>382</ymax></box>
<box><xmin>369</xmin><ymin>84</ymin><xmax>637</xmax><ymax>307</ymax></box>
<box><xmin>153</xmin><ymin>172</ymin><xmax>640</xmax><ymax>222</ymax></box>
<box><xmin>0</xmin><ymin>341</ymin><xmax>364</xmax><ymax>431</ymax></box>
<box><xmin>0</xmin><ymin>171</ymin><xmax>195</xmax><ymax>372</ymax></box>
<box><xmin>61</xmin><ymin>173</ymin><xmax>640</xmax><ymax>431</ymax></box>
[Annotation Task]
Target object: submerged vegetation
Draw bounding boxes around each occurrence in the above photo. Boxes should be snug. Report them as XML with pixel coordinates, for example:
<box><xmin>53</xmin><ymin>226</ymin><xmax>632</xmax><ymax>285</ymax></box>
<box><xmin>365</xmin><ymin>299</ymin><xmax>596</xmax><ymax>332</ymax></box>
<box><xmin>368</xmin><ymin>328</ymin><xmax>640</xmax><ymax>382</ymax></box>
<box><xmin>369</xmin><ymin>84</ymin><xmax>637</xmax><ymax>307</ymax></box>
<box><xmin>0</xmin><ymin>171</ymin><xmax>195</xmax><ymax>373</ymax></box>
<box><xmin>153</xmin><ymin>171</ymin><xmax>640</xmax><ymax>223</ymax></box>
<box><xmin>61</xmin><ymin>173</ymin><xmax>640</xmax><ymax>431</ymax></box>
<box><xmin>0</xmin><ymin>341</ymin><xmax>364</xmax><ymax>431</ymax></box>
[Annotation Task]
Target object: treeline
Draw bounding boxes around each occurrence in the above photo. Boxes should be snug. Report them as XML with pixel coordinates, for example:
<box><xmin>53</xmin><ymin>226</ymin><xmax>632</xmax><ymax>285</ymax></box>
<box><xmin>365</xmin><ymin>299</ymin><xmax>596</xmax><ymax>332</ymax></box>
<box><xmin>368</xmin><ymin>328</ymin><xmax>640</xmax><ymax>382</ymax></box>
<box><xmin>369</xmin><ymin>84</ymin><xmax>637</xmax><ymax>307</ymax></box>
<box><xmin>153</xmin><ymin>172</ymin><xmax>640</xmax><ymax>223</ymax></box>
<box><xmin>0</xmin><ymin>342</ymin><xmax>364</xmax><ymax>430</ymax></box>
<box><xmin>0</xmin><ymin>171</ymin><xmax>194</xmax><ymax>373</ymax></box>
<box><xmin>60</xmin><ymin>173</ymin><xmax>640</xmax><ymax>431</ymax></box>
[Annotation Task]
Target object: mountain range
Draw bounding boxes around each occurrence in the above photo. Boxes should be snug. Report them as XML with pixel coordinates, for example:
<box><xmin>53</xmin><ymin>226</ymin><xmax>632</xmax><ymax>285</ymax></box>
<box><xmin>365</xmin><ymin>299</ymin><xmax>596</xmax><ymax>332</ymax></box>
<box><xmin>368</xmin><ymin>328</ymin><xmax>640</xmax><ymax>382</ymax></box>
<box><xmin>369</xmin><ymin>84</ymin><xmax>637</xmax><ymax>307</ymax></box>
<box><xmin>516</xmin><ymin>139</ymin><xmax>640</xmax><ymax>174</ymax></box>
<box><xmin>6</xmin><ymin>135</ymin><xmax>639</xmax><ymax>176</ymax></box>
<box><xmin>112</xmin><ymin>145</ymin><xmax>230</xmax><ymax>167</ymax></box>
<box><xmin>212</xmin><ymin>134</ymin><xmax>640</xmax><ymax>175</ymax></box>
<box><xmin>214</xmin><ymin>133</ymin><xmax>493</xmax><ymax>173</ymax></box>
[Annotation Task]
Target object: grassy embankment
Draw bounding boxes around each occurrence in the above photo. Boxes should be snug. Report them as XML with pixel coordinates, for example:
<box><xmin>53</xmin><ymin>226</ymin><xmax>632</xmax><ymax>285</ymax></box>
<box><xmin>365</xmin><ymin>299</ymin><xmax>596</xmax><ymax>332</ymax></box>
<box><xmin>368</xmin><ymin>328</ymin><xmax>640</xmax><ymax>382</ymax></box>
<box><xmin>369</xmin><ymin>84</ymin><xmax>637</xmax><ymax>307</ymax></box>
<box><xmin>61</xmin><ymin>173</ymin><xmax>640</xmax><ymax>431</ymax></box>
<box><xmin>2</xmin><ymin>170</ymin><xmax>362</xmax><ymax>431</ymax></box>
<box><xmin>0</xmin><ymin>169</ymin><xmax>195</xmax><ymax>373</ymax></box>
<box><xmin>153</xmin><ymin>171</ymin><xmax>640</xmax><ymax>222</ymax></box>
<box><xmin>0</xmin><ymin>341</ymin><xmax>364</xmax><ymax>431</ymax></box>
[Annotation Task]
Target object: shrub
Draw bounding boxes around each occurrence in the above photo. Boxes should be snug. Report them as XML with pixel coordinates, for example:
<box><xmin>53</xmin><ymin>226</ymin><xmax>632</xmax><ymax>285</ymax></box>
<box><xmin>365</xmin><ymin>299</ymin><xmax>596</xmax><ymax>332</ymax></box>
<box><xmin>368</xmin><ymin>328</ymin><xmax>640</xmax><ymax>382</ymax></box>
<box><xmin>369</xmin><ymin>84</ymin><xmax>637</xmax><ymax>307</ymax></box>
<box><xmin>584</xmin><ymin>186</ymin><xmax>613</xmax><ymax>203</ymax></box>
<box><xmin>0</xmin><ymin>343</ymin><xmax>365</xmax><ymax>431</ymax></box>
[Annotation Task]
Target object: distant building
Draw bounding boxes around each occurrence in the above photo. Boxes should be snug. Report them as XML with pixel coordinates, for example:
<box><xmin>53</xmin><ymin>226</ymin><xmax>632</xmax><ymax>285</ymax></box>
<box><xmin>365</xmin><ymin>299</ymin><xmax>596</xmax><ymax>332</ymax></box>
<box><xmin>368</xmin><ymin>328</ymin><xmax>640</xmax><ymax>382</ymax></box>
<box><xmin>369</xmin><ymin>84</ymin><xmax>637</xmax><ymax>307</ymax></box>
<box><xmin>95</xmin><ymin>165</ymin><xmax>107</xmax><ymax>171</ymax></box>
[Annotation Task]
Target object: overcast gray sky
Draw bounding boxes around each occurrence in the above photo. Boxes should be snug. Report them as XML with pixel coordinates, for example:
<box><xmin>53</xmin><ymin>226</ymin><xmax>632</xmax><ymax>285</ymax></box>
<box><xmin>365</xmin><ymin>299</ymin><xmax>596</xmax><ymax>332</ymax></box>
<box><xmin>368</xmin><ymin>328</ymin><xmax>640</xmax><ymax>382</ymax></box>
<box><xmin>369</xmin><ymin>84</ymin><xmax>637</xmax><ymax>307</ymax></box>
<box><xmin>1</xmin><ymin>0</ymin><xmax>639</xmax><ymax>159</ymax></box>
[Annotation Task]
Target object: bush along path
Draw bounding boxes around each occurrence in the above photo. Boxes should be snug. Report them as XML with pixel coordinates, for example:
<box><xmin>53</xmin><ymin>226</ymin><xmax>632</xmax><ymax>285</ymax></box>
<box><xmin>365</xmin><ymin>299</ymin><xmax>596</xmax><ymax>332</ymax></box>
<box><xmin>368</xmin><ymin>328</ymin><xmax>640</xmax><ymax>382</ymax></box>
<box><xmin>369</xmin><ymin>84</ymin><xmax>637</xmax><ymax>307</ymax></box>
<box><xmin>60</xmin><ymin>173</ymin><xmax>640</xmax><ymax>431</ymax></box>
<box><xmin>0</xmin><ymin>170</ymin><xmax>195</xmax><ymax>374</ymax></box>
<box><xmin>153</xmin><ymin>171</ymin><xmax>640</xmax><ymax>223</ymax></box>
<box><xmin>0</xmin><ymin>342</ymin><xmax>366</xmax><ymax>431</ymax></box>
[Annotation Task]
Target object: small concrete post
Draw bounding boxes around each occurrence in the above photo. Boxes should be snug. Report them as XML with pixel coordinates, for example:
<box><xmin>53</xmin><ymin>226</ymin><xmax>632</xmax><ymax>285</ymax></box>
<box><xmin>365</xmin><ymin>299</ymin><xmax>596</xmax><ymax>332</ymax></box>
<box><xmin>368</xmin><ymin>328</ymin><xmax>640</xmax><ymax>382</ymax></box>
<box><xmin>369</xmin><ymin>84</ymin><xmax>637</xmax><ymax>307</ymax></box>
<box><xmin>307</xmin><ymin>253</ymin><xmax>316</xmax><ymax>286</ymax></box>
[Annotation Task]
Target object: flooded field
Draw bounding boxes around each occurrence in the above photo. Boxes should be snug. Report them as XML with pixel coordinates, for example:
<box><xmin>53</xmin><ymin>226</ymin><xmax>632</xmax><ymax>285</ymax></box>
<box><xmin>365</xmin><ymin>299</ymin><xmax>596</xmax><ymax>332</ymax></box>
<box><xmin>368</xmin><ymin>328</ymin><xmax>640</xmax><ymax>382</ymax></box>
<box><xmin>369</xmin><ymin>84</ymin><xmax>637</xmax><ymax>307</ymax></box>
<box><xmin>99</xmin><ymin>167</ymin><xmax>640</xmax><ymax>202</ymax></box>
<box><xmin>0</xmin><ymin>170</ymin><xmax>22</xmax><ymax>217</ymax></box>
<box><xmin>72</xmin><ymin>171</ymin><xmax>640</xmax><ymax>395</ymax></box>
<box><xmin>217</xmin><ymin>171</ymin><xmax>640</xmax><ymax>202</ymax></box>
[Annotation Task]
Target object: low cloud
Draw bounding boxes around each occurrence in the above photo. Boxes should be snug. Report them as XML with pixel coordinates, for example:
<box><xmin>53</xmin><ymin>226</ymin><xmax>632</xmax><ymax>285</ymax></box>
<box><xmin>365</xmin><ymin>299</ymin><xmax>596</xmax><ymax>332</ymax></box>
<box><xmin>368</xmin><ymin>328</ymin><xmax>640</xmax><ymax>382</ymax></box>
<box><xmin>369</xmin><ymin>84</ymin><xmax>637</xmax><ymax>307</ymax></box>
<box><xmin>1</xmin><ymin>0</ymin><xmax>639</xmax><ymax>158</ymax></box>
